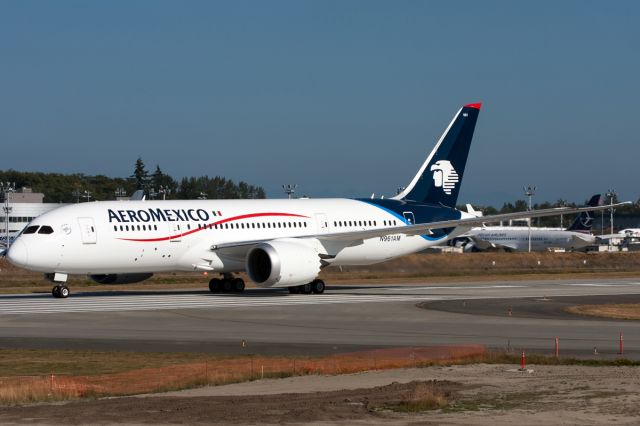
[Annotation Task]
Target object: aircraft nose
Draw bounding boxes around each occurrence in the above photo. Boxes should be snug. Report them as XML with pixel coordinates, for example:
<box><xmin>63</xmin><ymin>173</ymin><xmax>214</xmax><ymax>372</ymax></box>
<box><xmin>6</xmin><ymin>239</ymin><xmax>28</xmax><ymax>268</ymax></box>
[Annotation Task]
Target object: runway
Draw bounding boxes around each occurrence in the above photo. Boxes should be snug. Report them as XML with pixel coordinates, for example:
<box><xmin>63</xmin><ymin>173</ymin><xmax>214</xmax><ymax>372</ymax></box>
<box><xmin>1</xmin><ymin>277</ymin><xmax>640</xmax><ymax>357</ymax></box>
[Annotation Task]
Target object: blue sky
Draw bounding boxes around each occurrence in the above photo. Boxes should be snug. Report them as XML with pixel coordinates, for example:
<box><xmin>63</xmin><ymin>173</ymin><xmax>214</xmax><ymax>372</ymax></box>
<box><xmin>1</xmin><ymin>1</ymin><xmax>638</xmax><ymax>205</ymax></box>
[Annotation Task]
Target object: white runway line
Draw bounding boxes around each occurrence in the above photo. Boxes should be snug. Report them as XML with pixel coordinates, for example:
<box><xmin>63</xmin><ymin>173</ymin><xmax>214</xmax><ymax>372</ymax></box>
<box><xmin>0</xmin><ymin>293</ymin><xmax>439</xmax><ymax>315</ymax></box>
<box><xmin>560</xmin><ymin>283</ymin><xmax>640</xmax><ymax>287</ymax></box>
<box><xmin>385</xmin><ymin>285</ymin><xmax>527</xmax><ymax>291</ymax></box>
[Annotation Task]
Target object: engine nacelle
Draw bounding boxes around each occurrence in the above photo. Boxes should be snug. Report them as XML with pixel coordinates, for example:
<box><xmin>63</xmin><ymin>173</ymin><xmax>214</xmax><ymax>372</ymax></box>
<box><xmin>90</xmin><ymin>273</ymin><xmax>154</xmax><ymax>285</ymax></box>
<box><xmin>246</xmin><ymin>240</ymin><xmax>321</xmax><ymax>287</ymax></box>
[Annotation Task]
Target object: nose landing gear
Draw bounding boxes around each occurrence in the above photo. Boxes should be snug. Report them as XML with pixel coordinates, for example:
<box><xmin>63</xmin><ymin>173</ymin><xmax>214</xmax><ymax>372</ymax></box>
<box><xmin>45</xmin><ymin>273</ymin><xmax>70</xmax><ymax>299</ymax></box>
<box><xmin>52</xmin><ymin>285</ymin><xmax>70</xmax><ymax>298</ymax></box>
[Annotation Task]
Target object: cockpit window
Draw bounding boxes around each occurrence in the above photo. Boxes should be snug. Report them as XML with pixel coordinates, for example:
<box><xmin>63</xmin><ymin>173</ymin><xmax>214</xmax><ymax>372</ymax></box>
<box><xmin>23</xmin><ymin>226</ymin><xmax>40</xmax><ymax>234</ymax></box>
<box><xmin>38</xmin><ymin>226</ymin><xmax>54</xmax><ymax>235</ymax></box>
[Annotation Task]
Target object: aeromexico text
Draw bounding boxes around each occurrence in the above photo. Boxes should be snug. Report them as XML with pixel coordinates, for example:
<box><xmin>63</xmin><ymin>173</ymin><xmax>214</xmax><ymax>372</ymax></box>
<box><xmin>108</xmin><ymin>208</ymin><xmax>212</xmax><ymax>223</ymax></box>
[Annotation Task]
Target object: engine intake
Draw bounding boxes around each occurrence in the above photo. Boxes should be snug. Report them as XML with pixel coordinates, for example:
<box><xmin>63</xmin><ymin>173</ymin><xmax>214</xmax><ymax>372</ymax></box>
<box><xmin>246</xmin><ymin>240</ymin><xmax>321</xmax><ymax>287</ymax></box>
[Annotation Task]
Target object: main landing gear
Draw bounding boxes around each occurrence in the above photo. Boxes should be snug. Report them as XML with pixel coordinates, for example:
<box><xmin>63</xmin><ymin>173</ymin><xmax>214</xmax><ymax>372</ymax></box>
<box><xmin>288</xmin><ymin>279</ymin><xmax>325</xmax><ymax>295</ymax></box>
<box><xmin>52</xmin><ymin>285</ymin><xmax>70</xmax><ymax>299</ymax></box>
<box><xmin>208</xmin><ymin>274</ymin><xmax>245</xmax><ymax>293</ymax></box>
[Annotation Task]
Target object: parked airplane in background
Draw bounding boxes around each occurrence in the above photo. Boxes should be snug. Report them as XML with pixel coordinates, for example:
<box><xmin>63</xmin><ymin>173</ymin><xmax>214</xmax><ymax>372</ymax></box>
<box><xmin>459</xmin><ymin>195</ymin><xmax>602</xmax><ymax>252</ymax></box>
<box><xmin>6</xmin><ymin>103</ymin><xmax>628</xmax><ymax>298</ymax></box>
<box><xmin>598</xmin><ymin>228</ymin><xmax>640</xmax><ymax>243</ymax></box>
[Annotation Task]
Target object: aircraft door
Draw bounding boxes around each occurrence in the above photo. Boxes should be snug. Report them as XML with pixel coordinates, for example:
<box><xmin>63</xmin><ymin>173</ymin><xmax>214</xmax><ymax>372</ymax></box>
<box><xmin>402</xmin><ymin>211</ymin><xmax>416</xmax><ymax>225</ymax></box>
<box><xmin>169</xmin><ymin>222</ymin><xmax>182</xmax><ymax>242</ymax></box>
<box><xmin>315</xmin><ymin>213</ymin><xmax>329</xmax><ymax>233</ymax></box>
<box><xmin>77</xmin><ymin>217</ymin><xmax>97</xmax><ymax>244</ymax></box>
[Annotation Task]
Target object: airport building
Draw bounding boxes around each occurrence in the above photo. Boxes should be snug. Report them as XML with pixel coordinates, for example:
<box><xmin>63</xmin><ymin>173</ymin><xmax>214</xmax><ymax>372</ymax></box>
<box><xmin>1</xmin><ymin>188</ymin><xmax>66</xmax><ymax>247</ymax></box>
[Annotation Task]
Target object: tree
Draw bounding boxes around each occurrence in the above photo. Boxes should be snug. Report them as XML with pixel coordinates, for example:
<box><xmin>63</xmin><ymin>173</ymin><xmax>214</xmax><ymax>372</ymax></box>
<box><xmin>131</xmin><ymin>158</ymin><xmax>149</xmax><ymax>190</ymax></box>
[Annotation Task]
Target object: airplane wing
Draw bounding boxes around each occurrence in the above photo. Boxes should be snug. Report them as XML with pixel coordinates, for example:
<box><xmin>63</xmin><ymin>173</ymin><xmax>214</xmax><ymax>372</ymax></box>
<box><xmin>210</xmin><ymin>201</ymin><xmax>630</xmax><ymax>250</ymax></box>
<box><xmin>464</xmin><ymin>235</ymin><xmax>518</xmax><ymax>251</ymax></box>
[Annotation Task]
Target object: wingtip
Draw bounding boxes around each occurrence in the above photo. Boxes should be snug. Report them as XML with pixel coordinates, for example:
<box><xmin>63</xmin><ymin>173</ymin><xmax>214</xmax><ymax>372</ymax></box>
<box><xmin>464</xmin><ymin>102</ymin><xmax>482</xmax><ymax>110</ymax></box>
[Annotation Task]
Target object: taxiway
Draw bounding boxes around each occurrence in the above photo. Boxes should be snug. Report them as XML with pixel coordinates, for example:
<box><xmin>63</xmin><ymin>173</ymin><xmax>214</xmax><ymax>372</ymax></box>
<box><xmin>1</xmin><ymin>277</ymin><xmax>639</xmax><ymax>357</ymax></box>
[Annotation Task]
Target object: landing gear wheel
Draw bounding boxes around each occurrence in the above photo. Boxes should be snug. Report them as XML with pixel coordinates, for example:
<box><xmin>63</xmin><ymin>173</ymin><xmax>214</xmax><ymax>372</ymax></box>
<box><xmin>311</xmin><ymin>279</ymin><xmax>325</xmax><ymax>294</ymax></box>
<box><xmin>222</xmin><ymin>279</ymin><xmax>233</xmax><ymax>293</ymax></box>
<box><xmin>59</xmin><ymin>286</ymin><xmax>70</xmax><ymax>298</ymax></box>
<box><xmin>300</xmin><ymin>283</ymin><xmax>313</xmax><ymax>294</ymax></box>
<box><xmin>232</xmin><ymin>278</ymin><xmax>245</xmax><ymax>293</ymax></box>
<box><xmin>288</xmin><ymin>286</ymin><xmax>300</xmax><ymax>294</ymax></box>
<box><xmin>52</xmin><ymin>285</ymin><xmax>69</xmax><ymax>298</ymax></box>
<box><xmin>209</xmin><ymin>278</ymin><xmax>222</xmax><ymax>293</ymax></box>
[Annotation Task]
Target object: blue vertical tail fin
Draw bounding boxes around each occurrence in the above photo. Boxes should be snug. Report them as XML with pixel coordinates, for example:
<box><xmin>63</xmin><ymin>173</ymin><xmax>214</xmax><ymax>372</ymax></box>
<box><xmin>392</xmin><ymin>103</ymin><xmax>481</xmax><ymax>207</ymax></box>
<box><xmin>566</xmin><ymin>194</ymin><xmax>602</xmax><ymax>232</ymax></box>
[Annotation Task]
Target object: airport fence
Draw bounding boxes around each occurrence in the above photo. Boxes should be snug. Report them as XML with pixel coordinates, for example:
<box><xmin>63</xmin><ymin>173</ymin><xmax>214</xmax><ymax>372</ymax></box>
<box><xmin>0</xmin><ymin>344</ymin><xmax>485</xmax><ymax>404</ymax></box>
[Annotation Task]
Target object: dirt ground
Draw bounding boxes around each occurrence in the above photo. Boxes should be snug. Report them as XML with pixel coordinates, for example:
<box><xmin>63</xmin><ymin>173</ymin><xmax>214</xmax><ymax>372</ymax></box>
<box><xmin>1</xmin><ymin>364</ymin><xmax>639</xmax><ymax>425</ymax></box>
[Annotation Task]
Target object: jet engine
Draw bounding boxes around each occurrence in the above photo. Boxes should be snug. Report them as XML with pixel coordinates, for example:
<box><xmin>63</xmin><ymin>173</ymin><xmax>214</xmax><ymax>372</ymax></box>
<box><xmin>246</xmin><ymin>240</ymin><xmax>321</xmax><ymax>287</ymax></box>
<box><xmin>90</xmin><ymin>273</ymin><xmax>154</xmax><ymax>284</ymax></box>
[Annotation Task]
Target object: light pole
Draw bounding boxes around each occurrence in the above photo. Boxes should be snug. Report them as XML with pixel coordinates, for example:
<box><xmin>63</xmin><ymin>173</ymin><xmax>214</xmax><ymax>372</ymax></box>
<box><xmin>606</xmin><ymin>189</ymin><xmax>617</xmax><ymax>250</ymax></box>
<box><xmin>149</xmin><ymin>186</ymin><xmax>169</xmax><ymax>200</ymax></box>
<box><xmin>557</xmin><ymin>199</ymin><xmax>566</xmax><ymax>229</ymax></box>
<box><xmin>158</xmin><ymin>185</ymin><xmax>169</xmax><ymax>200</ymax></box>
<box><xmin>523</xmin><ymin>185</ymin><xmax>536</xmax><ymax>253</ymax></box>
<box><xmin>115</xmin><ymin>187</ymin><xmax>127</xmax><ymax>199</ymax></box>
<box><xmin>72</xmin><ymin>189</ymin><xmax>81</xmax><ymax>203</ymax></box>
<box><xmin>282</xmin><ymin>184</ymin><xmax>297</xmax><ymax>199</ymax></box>
<box><xmin>82</xmin><ymin>190</ymin><xmax>92</xmax><ymax>203</ymax></box>
<box><xmin>1</xmin><ymin>182</ymin><xmax>16</xmax><ymax>251</ymax></box>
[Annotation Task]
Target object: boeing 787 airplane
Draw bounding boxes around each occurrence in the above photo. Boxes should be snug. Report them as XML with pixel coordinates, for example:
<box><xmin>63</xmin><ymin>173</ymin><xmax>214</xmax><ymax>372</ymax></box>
<box><xmin>6</xmin><ymin>103</ymin><xmax>627</xmax><ymax>298</ymax></box>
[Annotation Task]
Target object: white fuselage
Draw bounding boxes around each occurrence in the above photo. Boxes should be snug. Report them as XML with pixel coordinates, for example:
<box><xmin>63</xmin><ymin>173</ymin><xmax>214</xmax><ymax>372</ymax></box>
<box><xmin>10</xmin><ymin>198</ymin><xmax>472</xmax><ymax>279</ymax></box>
<box><xmin>467</xmin><ymin>226</ymin><xmax>596</xmax><ymax>252</ymax></box>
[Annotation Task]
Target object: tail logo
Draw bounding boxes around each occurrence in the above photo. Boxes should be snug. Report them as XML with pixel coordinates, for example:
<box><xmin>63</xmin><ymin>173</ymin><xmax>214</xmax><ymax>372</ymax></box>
<box><xmin>580</xmin><ymin>213</ymin><xmax>593</xmax><ymax>228</ymax></box>
<box><xmin>430</xmin><ymin>160</ymin><xmax>459</xmax><ymax>195</ymax></box>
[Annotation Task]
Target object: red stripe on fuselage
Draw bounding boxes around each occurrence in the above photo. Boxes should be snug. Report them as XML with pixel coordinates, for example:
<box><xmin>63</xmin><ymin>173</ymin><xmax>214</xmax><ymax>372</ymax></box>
<box><xmin>116</xmin><ymin>212</ymin><xmax>309</xmax><ymax>242</ymax></box>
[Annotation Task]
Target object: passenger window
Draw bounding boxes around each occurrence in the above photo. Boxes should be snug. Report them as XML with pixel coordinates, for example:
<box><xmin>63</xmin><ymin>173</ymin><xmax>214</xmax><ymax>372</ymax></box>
<box><xmin>113</xmin><ymin>225</ymin><xmax>117</xmax><ymax>231</ymax></box>
<box><xmin>23</xmin><ymin>225</ymin><xmax>39</xmax><ymax>234</ymax></box>
<box><xmin>38</xmin><ymin>226</ymin><xmax>54</xmax><ymax>234</ymax></box>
